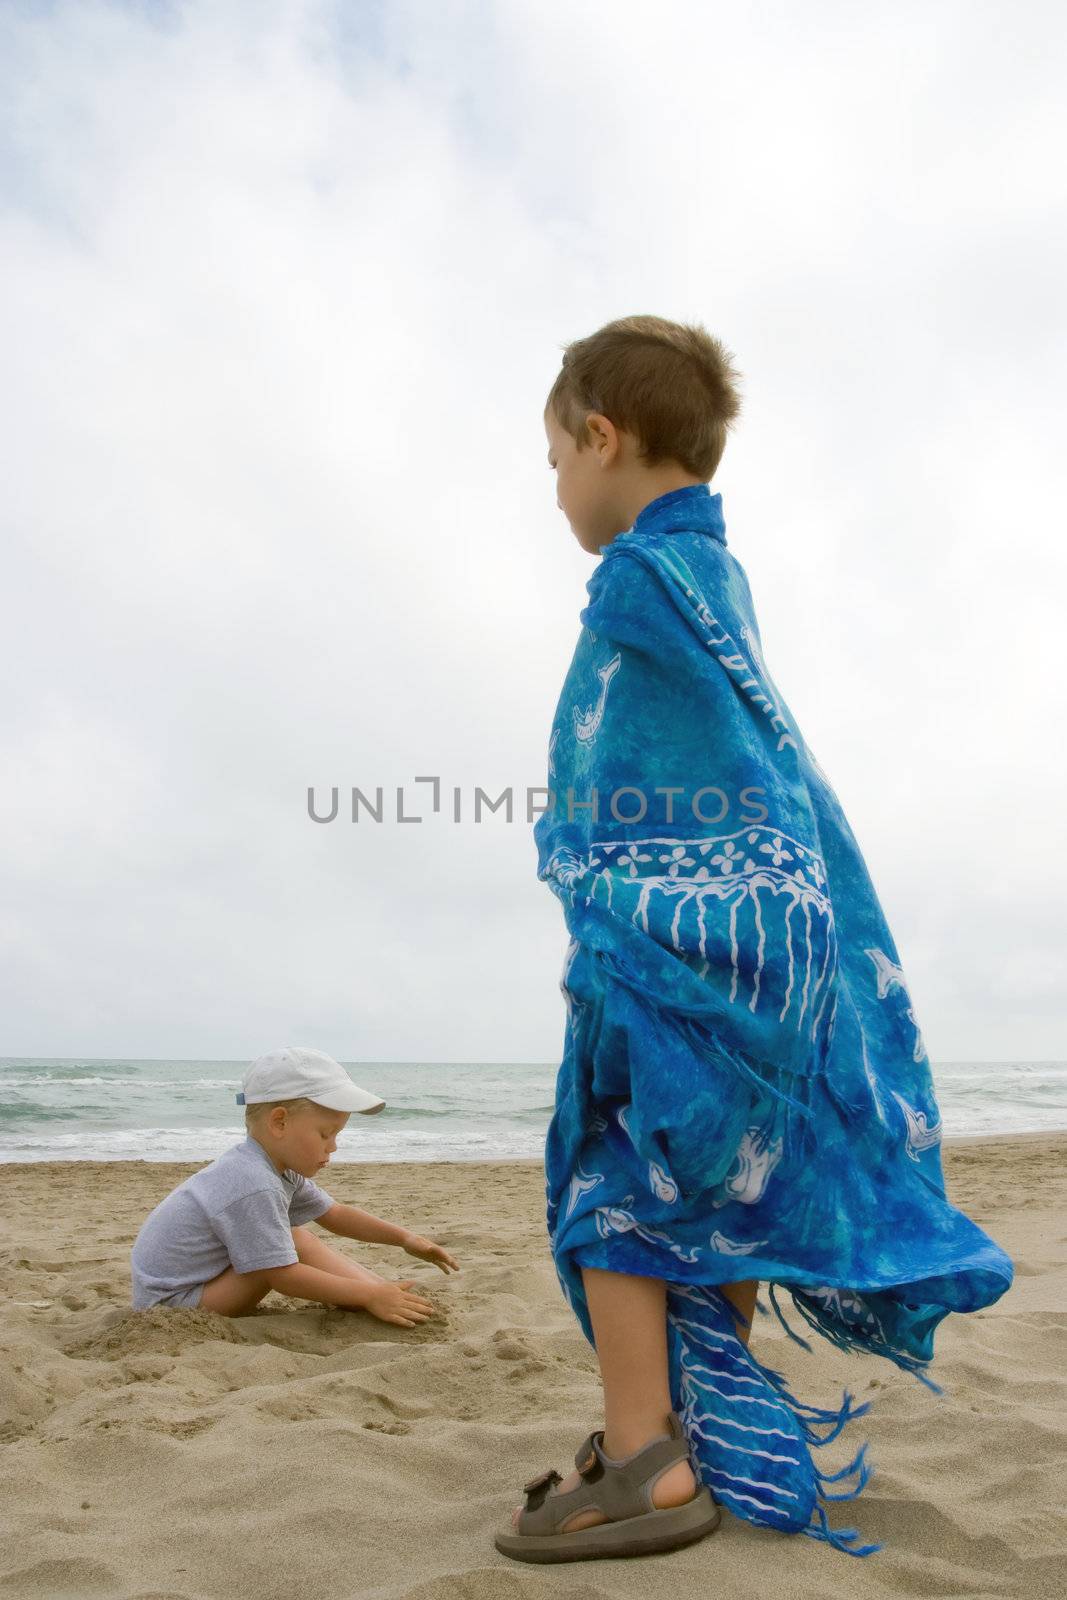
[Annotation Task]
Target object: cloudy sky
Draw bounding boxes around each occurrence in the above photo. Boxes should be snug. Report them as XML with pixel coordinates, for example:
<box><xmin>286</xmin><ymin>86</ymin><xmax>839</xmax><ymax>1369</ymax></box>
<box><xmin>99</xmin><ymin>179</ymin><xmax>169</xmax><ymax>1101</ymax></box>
<box><xmin>2</xmin><ymin>0</ymin><xmax>1064</xmax><ymax>1066</ymax></box>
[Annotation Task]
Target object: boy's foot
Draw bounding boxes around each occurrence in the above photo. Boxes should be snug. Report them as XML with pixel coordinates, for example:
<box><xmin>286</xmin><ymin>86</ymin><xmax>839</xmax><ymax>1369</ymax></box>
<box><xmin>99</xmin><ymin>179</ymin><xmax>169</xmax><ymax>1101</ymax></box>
<box><xmin>510</xmin><ymin>1442</ymin><xmax>697</xmax><ymax>1532</ymax></box>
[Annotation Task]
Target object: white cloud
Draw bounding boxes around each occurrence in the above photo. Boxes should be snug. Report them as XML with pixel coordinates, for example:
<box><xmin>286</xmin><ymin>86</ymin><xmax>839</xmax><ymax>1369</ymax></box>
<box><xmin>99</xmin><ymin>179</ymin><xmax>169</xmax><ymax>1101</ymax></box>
<box><xmin>1</xmin><ymin>0</ymin><xmax>1064</xmax><ymax>1060</ymax></box>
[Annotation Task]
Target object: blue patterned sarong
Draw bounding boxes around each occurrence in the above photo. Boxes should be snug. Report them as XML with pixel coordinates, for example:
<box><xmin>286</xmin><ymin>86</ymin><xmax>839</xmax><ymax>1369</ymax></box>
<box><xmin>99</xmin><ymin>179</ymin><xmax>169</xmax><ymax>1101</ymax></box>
<box><xmin>534</xmin><ymin>483</ymin><xmax>1013</xmax><ymax>1556</ymax></box>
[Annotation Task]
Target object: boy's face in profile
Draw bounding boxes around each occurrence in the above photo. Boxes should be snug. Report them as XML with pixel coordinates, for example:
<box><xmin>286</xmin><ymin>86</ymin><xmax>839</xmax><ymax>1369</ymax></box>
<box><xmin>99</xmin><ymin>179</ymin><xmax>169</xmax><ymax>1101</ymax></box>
<box><xmin>545</xmin><ymin>404</ymin><xmax>632</xmax><ymax>556</ymax></box>
<box><xmin>545</xmin><ymin>403</ymin><xmax>707</xmax><ymax>556</ymax></box>
<box><xmin>258</xmin><ymin>1103</ymin><xmax>350</xmax><ymax>1178</ymax></box>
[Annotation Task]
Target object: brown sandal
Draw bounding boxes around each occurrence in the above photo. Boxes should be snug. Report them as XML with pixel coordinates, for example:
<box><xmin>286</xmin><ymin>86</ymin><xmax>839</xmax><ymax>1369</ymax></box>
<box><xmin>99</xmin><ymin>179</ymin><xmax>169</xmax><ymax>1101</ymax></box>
<box><xmin>493</xmin><ymin>1410</ymin><xmax>720</xmax><ymax>1564</ymax></box>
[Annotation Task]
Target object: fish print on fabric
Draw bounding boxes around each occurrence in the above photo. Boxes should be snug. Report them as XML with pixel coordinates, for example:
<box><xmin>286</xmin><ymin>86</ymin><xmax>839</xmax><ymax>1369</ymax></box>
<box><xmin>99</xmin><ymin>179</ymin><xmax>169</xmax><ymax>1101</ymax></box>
<box><xmin>534</xmin><ymin>484</ymin><xmax>1013</xmax><ymax>1557</ymax></box>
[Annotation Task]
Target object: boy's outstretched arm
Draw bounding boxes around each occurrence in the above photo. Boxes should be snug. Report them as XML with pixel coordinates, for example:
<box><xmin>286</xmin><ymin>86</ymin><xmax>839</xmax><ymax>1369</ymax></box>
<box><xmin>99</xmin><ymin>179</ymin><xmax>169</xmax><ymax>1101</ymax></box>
<box><xmin>263</xmin><ymin>1261</ymin><xmax>435</xmax><ymax>1325</ymax></box>
<box><xmin>316</xmin><ymin>1202</ymin><xmax>460</xmax><ymax>1272</ymax></box>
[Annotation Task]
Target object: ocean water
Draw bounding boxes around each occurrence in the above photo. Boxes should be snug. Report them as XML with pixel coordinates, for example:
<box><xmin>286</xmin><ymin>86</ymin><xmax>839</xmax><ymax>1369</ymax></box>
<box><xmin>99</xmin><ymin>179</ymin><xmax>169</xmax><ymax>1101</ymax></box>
<box><xmin>0</xmin><ymin>1057</ymin><xmax>1065</xmax><ymax>1164</ymax></box>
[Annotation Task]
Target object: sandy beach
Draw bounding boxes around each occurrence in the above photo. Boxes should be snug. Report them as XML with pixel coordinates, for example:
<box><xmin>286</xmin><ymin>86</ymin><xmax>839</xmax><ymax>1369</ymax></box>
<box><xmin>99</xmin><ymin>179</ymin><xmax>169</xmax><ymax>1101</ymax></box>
<box><xmin>0</xmin><ymin>1132</ymin><xmax>1063</xmax><ymax>1599</ymax></box>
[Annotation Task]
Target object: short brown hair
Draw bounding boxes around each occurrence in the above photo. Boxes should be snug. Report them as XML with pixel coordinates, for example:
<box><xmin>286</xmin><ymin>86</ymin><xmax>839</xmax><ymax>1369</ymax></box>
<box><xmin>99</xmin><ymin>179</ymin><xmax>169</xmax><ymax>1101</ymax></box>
<box><xmin>244</xmin><ymin>1096</ymin><xmax>320</xmax><ymax>1131</ymax></box>
<box><xmin>545</xmin><ymin>314</ymin><xmax>743</xmax><ymax>482</ymax></box>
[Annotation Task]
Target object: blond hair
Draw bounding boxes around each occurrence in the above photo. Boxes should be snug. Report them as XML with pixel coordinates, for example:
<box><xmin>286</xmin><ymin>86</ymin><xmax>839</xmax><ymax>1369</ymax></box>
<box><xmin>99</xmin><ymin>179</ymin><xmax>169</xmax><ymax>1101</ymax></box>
<box><xmin>545</xmin><ymin>314</ymin><xmax>743</xmax><ymax>482</ymax></box>
<box><xmin>243</xmin><ymin>1096</ymin><xmax>320</xmax><ymax>1132</ymax></box>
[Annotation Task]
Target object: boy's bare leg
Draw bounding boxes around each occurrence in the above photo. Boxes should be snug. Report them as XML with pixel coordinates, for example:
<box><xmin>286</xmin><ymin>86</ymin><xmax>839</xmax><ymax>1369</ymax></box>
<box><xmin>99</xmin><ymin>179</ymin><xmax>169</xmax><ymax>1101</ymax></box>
<box><xmin>511</xmin><ymin>1269</ymin><xmax>758</xmax><ymax>1533</ymax></box>
<box><xmin>197</xmin><ymin>1226</ymin><xmax>388</xmax><ymax>1317</ymax></box>
<box><xmin>721</xmin><ymin>1277</ymin><xmax>758</xmax><ymax>1344</ymax></box>
<box><xmin>198</xmin><ymin>1267</ymin><xmax>273</xmax><ymax>1316</ymax></box>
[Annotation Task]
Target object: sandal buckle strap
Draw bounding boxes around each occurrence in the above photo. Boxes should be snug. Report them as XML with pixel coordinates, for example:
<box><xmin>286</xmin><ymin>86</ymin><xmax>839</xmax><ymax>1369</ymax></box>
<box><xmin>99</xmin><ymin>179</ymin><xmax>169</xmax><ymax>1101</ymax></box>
<box><xmin>574</xmin><ymin>1431</ymin><xmax>604</xmax><ymax>1480</ymax></box>
<box><xmin>515</xmin><ymin>1412</ymin><xmax>696</xmax><ymax>1535</ymax></box>
<box><xmin>522</xmin><ymin>1467</ymin><xmax>561</xmax><ymax>1507</ymax></box>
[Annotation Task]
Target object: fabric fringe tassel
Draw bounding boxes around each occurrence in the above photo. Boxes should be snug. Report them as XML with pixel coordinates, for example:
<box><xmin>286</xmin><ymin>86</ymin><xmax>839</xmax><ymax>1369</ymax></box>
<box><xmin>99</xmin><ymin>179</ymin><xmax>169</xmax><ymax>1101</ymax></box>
<box><xmin>746</xmin><ymin>1352</ymin><xmax>884</xmax><ymax>1557</ymax></box>
<box><xmin>744</xmin><ymin>1283</ymin><xmax>943</xmax><ymax>1553</ymax></box>
<box><xmin>783</xmin><ymin>1283</ymin><xmax>944</xmax><ymax>1395</ymax></box>
<box><xmin>767</xmin><ymin>1280</ymin><xmax>814</xmax><ymax>1351</ymax></box>
<box><xmin>757</xmin><ymin>1355</ymin><xmax>873</xmax><ymax>1447</ymax></box>
<box><xmin>817</xmin><ymin>1441</ymin><xmax>873</xmax><ymax>1499</ymax></box>
<box><xmin>668</xmin><ymin>1287</ymin><xmax>885</xmax><ymax>1559</ymax></box>
<box><xmin>802</xmin><ymin>1501</ymin><xmax>883</xmax><ymax>1558</ymax></box>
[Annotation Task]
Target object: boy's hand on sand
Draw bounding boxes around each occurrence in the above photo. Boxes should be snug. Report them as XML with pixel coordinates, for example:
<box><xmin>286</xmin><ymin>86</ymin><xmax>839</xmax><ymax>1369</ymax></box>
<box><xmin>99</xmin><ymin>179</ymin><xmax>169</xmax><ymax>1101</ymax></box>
<box><xmin>401</xmin><ymin>1232</ymin><xmax>460</xmax><ymax>1273</ymax></box>
<box><xmin>363</xmin><ymin>1279</ymin><xmax>436</xmax><ymax>1328</ymax></box>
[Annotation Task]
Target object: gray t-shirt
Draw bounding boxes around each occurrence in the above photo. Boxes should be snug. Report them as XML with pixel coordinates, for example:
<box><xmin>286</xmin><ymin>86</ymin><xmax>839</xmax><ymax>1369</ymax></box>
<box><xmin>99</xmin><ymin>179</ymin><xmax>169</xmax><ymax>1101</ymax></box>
<box><xmin>130</xmin><ymin>1134</ymin><xmax>334</xmax><ymax>1309</ymax></box>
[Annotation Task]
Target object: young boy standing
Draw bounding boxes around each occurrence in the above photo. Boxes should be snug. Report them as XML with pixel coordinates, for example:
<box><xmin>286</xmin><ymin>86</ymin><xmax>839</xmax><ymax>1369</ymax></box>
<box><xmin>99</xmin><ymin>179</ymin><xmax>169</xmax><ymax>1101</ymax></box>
<box><xmin>495</xmin><ymin>316</ymin><xmax>1012</xmax><ymax>1563</ymax></box>
<box><xmin>130</xmin><ymin>1046</ymin><xmax>458</xmax><ymax>1322</ymax></box>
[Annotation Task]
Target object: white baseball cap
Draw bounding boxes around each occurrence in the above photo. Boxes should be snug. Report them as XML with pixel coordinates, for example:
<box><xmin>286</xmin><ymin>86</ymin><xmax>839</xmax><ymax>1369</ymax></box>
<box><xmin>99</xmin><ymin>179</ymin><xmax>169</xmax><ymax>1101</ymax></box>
<box><xmin>236</xmin><ymin>1046</ymin><xmax>386</xmax><ymax>1115</ymax></box>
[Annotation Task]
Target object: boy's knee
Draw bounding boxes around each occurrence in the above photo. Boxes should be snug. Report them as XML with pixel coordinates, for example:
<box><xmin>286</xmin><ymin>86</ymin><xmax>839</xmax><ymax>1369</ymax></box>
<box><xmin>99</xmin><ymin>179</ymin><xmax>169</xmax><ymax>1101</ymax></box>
<box><xmin>199</xmin><ymin>1264</ymin><xmax>273</xmax><ymax>1316</ymax></box>
<box><xmin>289</xmin><ymin>1225</ymin><xmax>327</xmax><ymax>1262</ymax></box>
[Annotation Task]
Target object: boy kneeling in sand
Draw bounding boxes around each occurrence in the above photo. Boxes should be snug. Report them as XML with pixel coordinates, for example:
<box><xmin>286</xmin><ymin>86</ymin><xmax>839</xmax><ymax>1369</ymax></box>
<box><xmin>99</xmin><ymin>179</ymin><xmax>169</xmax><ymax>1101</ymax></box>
<box><xmin>129</xmin><ymin>1046</ymin><xmax>458</xmax><ymax>1321</ymax></box>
